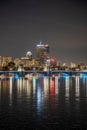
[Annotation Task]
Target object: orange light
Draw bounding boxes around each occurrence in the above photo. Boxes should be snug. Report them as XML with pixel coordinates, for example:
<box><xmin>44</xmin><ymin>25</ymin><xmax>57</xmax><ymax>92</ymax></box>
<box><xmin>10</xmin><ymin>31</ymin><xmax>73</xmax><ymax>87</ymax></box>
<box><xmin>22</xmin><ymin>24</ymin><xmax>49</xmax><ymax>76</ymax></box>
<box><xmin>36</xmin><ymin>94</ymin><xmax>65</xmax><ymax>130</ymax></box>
<box><xmin>51</xmin><ymin>80</ymin><xmax>55</xmax><ymax>95</ymax></box>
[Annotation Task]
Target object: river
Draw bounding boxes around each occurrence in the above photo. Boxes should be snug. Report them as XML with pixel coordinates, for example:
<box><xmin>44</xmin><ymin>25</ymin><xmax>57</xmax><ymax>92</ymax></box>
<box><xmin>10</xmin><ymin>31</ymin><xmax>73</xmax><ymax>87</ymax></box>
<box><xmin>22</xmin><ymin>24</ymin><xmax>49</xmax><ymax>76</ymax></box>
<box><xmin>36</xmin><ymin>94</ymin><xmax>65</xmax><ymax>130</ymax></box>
<box><xmin>0</xmin><ymin>74</ymin><xmax>87</xmax><ymax>129</ymax></box>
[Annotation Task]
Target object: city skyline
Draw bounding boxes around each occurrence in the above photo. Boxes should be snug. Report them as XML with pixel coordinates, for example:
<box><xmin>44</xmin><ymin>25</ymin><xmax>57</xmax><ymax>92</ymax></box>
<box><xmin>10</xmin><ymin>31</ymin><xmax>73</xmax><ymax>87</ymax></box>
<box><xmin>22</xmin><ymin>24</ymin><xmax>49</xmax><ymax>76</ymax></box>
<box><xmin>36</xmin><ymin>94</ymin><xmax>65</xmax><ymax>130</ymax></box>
<box><xmin>0</xmin><ymin>0</ymin><xmax>87</xmax><ymax>64</ymax></box>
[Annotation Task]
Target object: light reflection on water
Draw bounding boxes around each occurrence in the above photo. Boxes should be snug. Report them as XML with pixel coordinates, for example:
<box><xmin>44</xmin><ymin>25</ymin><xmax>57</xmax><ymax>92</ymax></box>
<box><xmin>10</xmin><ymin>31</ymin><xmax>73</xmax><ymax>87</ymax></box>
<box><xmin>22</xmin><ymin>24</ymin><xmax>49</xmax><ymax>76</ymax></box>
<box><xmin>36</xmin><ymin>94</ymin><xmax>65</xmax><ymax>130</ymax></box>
<box><xmin>0</xmin><ymin>74</ymin><xmax>87</xmax><ymax>129</ymax></box>
<box><xmin>65</xmin><ymin>76</ymin><xmax>69</xmax><ymax>98</ymax></box>
<box><xmin>75</xmin><ymin>76</ymin><xmax>80</xmax><ymax>98</ymax></box>
<box><xmin>9</xmin><ymin>77</ymin><xmax>12</xmax><ymax>105</ymax></box>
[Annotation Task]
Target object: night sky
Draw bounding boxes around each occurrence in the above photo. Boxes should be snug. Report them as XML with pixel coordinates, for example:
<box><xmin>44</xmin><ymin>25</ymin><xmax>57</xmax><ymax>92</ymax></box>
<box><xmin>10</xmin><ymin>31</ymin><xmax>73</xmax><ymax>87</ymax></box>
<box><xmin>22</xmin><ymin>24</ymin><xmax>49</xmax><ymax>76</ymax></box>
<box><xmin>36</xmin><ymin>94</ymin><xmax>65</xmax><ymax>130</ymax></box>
<box><xmin>0</xmin><ymin>0</ymin><xmax>87</xmax><ymax>64</ymax></box>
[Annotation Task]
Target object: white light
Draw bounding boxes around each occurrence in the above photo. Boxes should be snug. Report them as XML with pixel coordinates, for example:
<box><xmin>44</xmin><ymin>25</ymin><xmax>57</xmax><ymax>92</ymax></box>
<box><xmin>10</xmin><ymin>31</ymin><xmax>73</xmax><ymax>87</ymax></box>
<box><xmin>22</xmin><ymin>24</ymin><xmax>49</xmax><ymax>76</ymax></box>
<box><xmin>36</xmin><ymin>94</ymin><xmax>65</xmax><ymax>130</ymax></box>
<box><xmin>75</xmin><ymin>76</ymin><xmax>80</xmax><ymax>97</ymax></box>
<box><xmin>26</xmin><ymin>51</ymin><xmax>32</xmax><ymax>57</ymax></box>
<box><xmin>10</xmin><ymin>77</ymin><xmax>13</xmax><ymax>105</ymax></box>
<box><xmin>37</xmin><ymin>44</ymin><xmax>44</xmax><ymax>47</ymax></box>
<box><xmin>65</xmin><ymin>77</ymin><xmax>69</xmax><ymax>97</ymax></box>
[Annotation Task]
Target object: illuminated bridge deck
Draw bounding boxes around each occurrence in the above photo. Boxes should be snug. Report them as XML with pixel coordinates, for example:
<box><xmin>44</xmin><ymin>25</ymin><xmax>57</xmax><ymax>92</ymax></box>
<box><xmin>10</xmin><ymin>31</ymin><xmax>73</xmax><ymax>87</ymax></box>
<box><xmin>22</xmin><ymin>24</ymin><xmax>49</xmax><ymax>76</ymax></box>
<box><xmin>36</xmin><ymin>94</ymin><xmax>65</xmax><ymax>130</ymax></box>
<box><xmin>0</xmin><ymin>70</ymin><xmax>87</xmax><ymax>77</ymax></box>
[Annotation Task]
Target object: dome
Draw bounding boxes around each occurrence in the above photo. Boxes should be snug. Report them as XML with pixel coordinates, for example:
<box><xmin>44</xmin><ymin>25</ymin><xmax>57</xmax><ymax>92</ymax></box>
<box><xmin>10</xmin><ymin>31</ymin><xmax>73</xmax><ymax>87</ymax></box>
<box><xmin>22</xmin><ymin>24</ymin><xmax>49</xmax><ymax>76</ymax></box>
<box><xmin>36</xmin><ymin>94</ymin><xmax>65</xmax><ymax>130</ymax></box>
<box><xmin>26</xmin><ymin>51</ymin><xmax>32</xmax><ymax>58</ymax></box>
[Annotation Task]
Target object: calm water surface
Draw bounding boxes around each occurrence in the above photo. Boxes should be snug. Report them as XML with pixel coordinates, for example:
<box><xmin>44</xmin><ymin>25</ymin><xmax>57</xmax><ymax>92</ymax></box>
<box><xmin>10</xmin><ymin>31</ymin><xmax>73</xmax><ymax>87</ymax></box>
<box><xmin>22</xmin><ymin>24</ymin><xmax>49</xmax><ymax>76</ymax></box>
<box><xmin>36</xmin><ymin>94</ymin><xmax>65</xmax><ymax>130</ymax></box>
<box><xmin>0</xmin><ymin>74</ymin><xmax>87</xmax><ymax>130</ymax></box>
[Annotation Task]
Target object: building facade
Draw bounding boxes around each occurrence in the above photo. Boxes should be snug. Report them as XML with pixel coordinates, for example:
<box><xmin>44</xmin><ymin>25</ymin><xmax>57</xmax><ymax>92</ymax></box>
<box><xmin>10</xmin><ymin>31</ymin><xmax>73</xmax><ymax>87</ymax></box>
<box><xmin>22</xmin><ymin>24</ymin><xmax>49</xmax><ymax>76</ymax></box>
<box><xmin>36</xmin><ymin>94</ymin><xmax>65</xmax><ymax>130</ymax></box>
<box><xmin>36</xmin><ymin>42</ymin><xmax>50</xmax><ymax>62</ymax></box>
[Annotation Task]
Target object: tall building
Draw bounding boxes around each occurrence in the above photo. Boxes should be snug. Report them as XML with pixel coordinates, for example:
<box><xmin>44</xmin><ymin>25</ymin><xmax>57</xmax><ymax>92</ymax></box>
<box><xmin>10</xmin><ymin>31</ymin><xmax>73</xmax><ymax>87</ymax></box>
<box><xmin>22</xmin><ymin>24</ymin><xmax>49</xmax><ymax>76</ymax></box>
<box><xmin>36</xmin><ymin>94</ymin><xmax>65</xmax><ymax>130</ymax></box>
<box><xmin>36</xmin><ymin>42</ymin><xmax>50</xmax><ymax>61</ymax></box>
<box><xmin>44</xmin><ymin>44</ymin><xmax>50</xmax><ymax>59</ymax></box>
<box><xmin>36</xmin><ymin>41</ymin><xmax>45</xmax><ymax>60</ymax></box>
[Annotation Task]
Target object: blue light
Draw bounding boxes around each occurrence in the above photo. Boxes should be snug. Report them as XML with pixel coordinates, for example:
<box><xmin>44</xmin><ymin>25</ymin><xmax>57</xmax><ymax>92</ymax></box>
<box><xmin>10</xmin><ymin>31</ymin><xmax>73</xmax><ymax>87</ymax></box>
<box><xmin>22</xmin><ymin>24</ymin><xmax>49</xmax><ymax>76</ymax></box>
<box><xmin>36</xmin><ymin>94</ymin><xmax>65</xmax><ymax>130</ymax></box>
<box><xmin>63</xmin><ymin>73</ymin><xmax>69</xmax><ymax>78</ymax></box>
<box><xmin>41</xmin><ymin>74</ymin><xmax>44</xmax><ymax>78</ymax></box>
<box><xmin>81</xmin><ymin>74</ymin><xmax>87</xmax><ymax>79</ymax></box>
<box><xmin>14</xmin><ymin>74</ymin><xmax>19</xmax><ymax>80</ymax></box>
<box><xmin>60</xmin><ymin>74</ymin><xmax>69</xmax><ymax>80</ymax></box>
<box><xmin>36</xmin><ymin>82</ymin><xmax>42</xmax><ymax>113</ymax></box>
<box><xmin>80</xmin><ymin>74</ymin><xmax>87</xmax><ymax>84</ymax></box>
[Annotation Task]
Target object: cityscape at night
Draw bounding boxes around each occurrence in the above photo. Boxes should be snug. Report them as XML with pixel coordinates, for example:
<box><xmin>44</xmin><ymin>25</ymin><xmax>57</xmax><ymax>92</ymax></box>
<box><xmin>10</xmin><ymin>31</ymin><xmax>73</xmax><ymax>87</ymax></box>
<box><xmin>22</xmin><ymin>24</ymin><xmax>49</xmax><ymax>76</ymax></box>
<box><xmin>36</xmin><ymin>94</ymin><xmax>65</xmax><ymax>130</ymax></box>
<box><xmin>0</xmin><ymin>41</ymin><xmax>87</xmax><ymax>73</ymax></box>
<box><xmin>0</xmin><ymin>0</ymin><xmax>87</xmax><ymax>130</ymax></box>
<box><xmin>0</xmin><ymin>0</ymin><xmax>87</xmax><ymax>64</ymax></box>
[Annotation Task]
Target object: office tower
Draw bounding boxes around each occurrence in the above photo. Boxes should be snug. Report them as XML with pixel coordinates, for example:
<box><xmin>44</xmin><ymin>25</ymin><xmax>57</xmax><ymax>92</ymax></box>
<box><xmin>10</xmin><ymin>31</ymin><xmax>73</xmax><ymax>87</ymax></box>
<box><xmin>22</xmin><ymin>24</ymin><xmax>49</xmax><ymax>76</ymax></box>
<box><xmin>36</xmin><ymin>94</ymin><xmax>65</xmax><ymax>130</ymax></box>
<box><xmin>36</xmin><ymin>42</ymin><xmax>50</xmax><ymax>61</ymax></box>
<box><xmin>44</xmin><ymin>44</ymin><xmax>50</xmax><ymax>59</ymax></box>
<box><xmin>36</xmin><ymin>41</ymin><xmax>45</xmax><ymax>60</ymax></box>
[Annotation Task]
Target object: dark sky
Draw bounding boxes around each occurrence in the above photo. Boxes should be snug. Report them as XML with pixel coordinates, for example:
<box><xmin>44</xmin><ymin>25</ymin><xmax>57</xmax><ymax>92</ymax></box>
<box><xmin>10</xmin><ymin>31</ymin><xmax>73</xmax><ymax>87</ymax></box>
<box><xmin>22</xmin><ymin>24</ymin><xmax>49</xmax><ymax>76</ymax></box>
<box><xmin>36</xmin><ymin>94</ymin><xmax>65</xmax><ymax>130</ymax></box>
<box><xmin>0</xmin><ymin>0</ymin><xmax>87</xmax><ymax>64</ymax></box>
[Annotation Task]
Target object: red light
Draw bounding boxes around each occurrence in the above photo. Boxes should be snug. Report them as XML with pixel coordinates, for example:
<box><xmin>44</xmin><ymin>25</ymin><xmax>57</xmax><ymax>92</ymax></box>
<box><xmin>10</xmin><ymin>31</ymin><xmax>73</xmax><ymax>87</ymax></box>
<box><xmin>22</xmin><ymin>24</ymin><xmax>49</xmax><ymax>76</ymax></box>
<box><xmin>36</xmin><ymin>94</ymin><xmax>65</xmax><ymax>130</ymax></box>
<box><xmin>51</xmin><ymin>59</ymin><xmax>55</xmax><ymax>62</ymax></box>
<box><xmin>51</xmin><ymin>80</ymin><xmax>55</xmax><ymax>95</ymax></box>
<box><xmin>52</xmin><ymin>75</ymin><xmax>55</xmax><ymax>78</ymax></box>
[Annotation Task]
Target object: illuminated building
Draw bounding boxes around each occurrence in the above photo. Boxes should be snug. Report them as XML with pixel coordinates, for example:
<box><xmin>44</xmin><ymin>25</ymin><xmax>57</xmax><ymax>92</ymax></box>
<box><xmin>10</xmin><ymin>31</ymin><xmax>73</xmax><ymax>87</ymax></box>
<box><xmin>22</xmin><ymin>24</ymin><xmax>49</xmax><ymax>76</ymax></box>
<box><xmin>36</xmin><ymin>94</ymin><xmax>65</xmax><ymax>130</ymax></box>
<box><xmin>70</xmin><ymin>62</ymin><xmax>77</xmax><ymax>69</ymax></box>
<box><xmin>2</xmin><ymin>56</ymin><xmax>12</xmax><ymax>66</ymax></box>
<box><xmin>50</xmin><ymin>58</ymin><xmax>57</xmax><ymax>67</ymax></box>
<box><xmin>14</xmin><ymin>58</ymin><xmax>21</xmax><ymax>67</ymax></box>
<box><xmin>36</xmin><ymin>41</ymin><xmax>45</xmax><ymax>60</ymax></box>
<box><xmin>20</xmin><ymin>58</ymin><xmax>40</xmax><ymax>68</ymax></box>
<box><xmin>36</xmin><ymin>41</ymin><xmax>50</xmax><ymax>63</ymax></box>
<box><xmin>21</xmin><ymin>57</ymin><xmax>30</xmax><ymax>68</ymax></box>
<box><xmin>44</xmin><ymin>44</ymin><xmax>50</xmax><ymax>59</ymax></box>
<box><xmin>26</xmin><ymin>51</ymin><xmax>32</xmax><ymax>59</ymax></box>
<box><xmin>32</xmin><ymin>59</ymin><xmax>40</xmax><ymax>67</ymax></box>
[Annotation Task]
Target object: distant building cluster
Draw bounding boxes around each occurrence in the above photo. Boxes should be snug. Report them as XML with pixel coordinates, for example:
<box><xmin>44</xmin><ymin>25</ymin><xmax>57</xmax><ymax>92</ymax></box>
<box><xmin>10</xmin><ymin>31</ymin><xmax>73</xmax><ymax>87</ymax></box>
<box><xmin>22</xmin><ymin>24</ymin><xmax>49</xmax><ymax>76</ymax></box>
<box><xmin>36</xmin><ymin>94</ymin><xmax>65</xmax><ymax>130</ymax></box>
<box><xmin>0</xmin><ymin>42</ymin><xmax>57</xmax><ymax>71</ymax></box>
<box><xmin>0</xmin><ymin>42</ymin><xmax>87</xmax><ymax>71</ymax></box>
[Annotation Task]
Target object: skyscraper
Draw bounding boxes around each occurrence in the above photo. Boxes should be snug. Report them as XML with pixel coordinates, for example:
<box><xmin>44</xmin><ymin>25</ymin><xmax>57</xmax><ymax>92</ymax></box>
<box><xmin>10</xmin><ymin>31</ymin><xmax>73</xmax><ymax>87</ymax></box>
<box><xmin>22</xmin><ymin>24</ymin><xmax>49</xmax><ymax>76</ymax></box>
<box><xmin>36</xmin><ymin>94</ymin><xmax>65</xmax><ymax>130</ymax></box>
<box><xmin>44</xmin><ymin>44</ymin><xmax>50</xmax><ymax>59</ymax></box>
<box><xmin>36</xmin><ymin>41</ymin><xmax>45</xmax><ymax>60</ymax></box>
<box><xmin>36</xmin><ymin>42</ymin><xmax>50</xmax><ymax>61</ymax></box>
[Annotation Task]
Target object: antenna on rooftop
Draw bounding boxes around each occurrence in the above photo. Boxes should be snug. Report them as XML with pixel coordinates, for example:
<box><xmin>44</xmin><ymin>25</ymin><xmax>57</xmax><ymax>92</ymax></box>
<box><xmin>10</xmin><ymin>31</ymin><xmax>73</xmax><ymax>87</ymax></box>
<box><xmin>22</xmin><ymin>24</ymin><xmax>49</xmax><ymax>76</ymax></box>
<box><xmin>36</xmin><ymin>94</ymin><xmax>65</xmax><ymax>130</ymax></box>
<box><xmin>40</xmin><ymin>40</ymin><xmax>42</xmax><ymax>44</ymax></box>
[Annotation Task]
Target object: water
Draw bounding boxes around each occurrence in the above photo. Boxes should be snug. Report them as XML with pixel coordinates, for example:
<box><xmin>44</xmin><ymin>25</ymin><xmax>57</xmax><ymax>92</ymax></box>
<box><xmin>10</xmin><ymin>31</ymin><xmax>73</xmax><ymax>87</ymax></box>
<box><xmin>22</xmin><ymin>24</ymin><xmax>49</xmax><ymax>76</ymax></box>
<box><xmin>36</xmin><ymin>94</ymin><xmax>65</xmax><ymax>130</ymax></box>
<box><xmin>0</xmin><ymin>74</ymin><xmax>87</xmax><ymax>130</ymax></box>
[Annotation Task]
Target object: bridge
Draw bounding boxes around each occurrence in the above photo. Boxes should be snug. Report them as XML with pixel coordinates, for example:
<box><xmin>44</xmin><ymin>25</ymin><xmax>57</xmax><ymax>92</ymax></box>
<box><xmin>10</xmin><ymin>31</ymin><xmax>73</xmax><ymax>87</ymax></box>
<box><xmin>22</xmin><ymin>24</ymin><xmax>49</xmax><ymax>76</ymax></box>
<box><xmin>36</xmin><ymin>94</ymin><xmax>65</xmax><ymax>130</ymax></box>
<box><xmin>0</xmin><ymin>70</ymin><xmax>87</xmax><ymax>77</ymax></box>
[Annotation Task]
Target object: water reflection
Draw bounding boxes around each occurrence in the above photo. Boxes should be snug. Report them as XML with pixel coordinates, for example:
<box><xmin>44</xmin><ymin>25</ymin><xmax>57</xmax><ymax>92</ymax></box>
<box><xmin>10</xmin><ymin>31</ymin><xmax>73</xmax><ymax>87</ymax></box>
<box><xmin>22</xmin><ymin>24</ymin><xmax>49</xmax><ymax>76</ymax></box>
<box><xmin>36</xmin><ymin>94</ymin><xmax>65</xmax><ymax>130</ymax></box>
<box><xmin>0</xmin><ymin>80</ymin><xmax>1</xmax><ymax>96</ymax></box>
<box><xmin>43</xmin><ymin>76</ymin><xmax>49</xmax><ymax>96</ymax></box>
<box><xmin>65</xmin><ymin>76</ymin><xmax>70</xmax><ymax>98</ymax></box>
<box><xmin>0</xmin><ymin>74</ymin><xmax>87</xmax><ymax>129</ymax></box>
<box><xmin>80</xmin><ymin>75</ymin><xmax>87</xmax><ymax>98</ymax></box>
<box><xmin>36</xmin><ymin>78</ymin><xmax>43</xmax><ymax>113</ymax></box>
<box><xmin>32</xmin><ymin>76</ymin><xmax>36</xmax><ymax>95</ymax></box>
<box><xmin>55</xmin><ymin>76</ymin><xmax>59</xmax><ymax>95</ymax></box>
<box><xmin>9</xmin><ymin>77</ymin><xmax>12</xmax><ymax>105</ymax></box>
<box><xmin>86</xmin><ymin>77</ymin><xmax>87</xmax><ymax>97</ymax></box>
<box><xmin>75</xmin><ymin>76</ymin><xmax>80</xmax><ymax>97</ymax></box>
<box><xmin>0</xmin><ymin>75</ymin><xmax>87</xmax><ymax>101</ymax></box>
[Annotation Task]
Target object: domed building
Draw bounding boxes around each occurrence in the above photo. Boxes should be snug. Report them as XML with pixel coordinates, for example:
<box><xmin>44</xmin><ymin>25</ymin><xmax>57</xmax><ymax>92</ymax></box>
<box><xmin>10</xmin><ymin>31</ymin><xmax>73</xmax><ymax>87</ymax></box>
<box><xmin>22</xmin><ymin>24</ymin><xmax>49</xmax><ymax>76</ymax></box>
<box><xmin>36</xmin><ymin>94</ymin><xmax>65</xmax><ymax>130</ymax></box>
<box><xmin>26</xmin><ymin>51</ymin><xmax>32</xmax><ymax>59</ymax></box>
